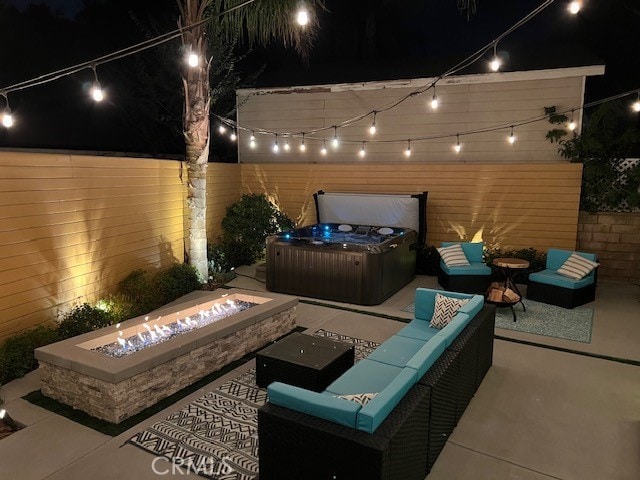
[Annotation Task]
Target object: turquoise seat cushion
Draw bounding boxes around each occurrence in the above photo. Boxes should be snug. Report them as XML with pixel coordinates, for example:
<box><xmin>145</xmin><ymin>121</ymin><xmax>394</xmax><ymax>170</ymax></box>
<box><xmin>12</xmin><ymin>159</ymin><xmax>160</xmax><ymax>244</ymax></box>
<box><xmin>441</xmin><ymin>241</ymin><xmax>484</xmax><ymax>262</ymax></box>
<box><xmin>268</xmin><ymin>382</ymin><xmax>361</xmax><ymax>428</ymax></box>
<box><xmin>356</xmin><ymin>367</ymin><xmax>418</xmax><ymax>433</ymax></box>
<box><xmin>440</xmin><ymin>261</ymin><xmax>492</xmax><ymax>276</ymax></box>
<box><xmin>396</xmin><ymin>319</ymin><xmax>440</xmax><ymax>341</ymax></box>
<box><xmin>324</xmin><ymin>359</ymin><xmax>404</xmax><ymax>395</ymax></box>
<box><xmin>529</xmin><ymin>269</ymin><xmax>595</xmax><ymax>289</ymax></box>
<box><xmin>405</xmin><ymin>335</ymin><xmax>447</xmax><ymax>378</ymax></box>
<box><xmin>434</xmin><ymin>312</ymin><xmax>472</xmax><ymax>346</ymax></box>
<box><xmin>367</xmin><ymin>335</ymin><xmax>426</xmax><ymax>368</ymax></box>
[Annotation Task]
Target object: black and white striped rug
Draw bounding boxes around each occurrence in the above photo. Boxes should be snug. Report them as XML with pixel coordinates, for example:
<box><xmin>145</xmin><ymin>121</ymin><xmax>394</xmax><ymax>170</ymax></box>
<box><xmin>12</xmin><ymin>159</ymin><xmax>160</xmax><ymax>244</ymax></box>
<box><xmin>127</xmin><ymin>330</ymin><xmax>379</xmax><ymax>479</ymax></box>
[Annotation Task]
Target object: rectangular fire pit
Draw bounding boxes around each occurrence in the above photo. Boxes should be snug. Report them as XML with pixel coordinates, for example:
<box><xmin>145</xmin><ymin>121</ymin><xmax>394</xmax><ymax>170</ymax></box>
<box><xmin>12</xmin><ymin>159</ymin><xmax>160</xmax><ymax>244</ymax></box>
<box><xmin>35</xmin><ymin>289</ymin><xmax>297</xmax><ymax>424</ymax></box>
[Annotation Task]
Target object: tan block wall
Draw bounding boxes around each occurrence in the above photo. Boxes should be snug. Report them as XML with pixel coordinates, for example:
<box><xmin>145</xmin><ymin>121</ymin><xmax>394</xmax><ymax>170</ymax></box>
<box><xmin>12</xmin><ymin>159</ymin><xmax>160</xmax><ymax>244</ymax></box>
<box><xmin>577</xmin><ymin>212</ymin><xmax>640</xmax><ymax>281</ymax></box>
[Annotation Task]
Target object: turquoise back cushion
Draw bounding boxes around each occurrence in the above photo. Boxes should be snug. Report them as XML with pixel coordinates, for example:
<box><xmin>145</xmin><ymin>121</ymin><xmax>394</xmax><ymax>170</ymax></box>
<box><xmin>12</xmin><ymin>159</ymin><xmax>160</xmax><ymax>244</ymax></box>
<box><xmin>441</xmin><ymin>241</ymin><xmax>484</xmax><ymax>262</ymax></box>
<box><xmin>414</xmin><ymin>288</ymin><xmax>479</xmax><ymax>322</ymax></box>
<box><xmin>547</xmin><ymin>249</ymin><xmax>598</xmax><ymax>271</ymax></box>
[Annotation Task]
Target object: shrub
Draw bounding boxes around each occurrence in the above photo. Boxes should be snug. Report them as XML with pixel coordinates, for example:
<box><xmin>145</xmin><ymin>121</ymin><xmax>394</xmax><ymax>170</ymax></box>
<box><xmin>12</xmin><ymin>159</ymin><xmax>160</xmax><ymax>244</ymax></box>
<box><xmin>114</xmin><ymin>268</ymin><xmax>157</xmax><ymax>318</ymax></box>
<box><xmin>57</xmin><ymin>303</ymin><xmax>117</xmax><ymax>340</ymax></box>
<box><xmin>154</xmin><ymin>263</ymin><xmax>202</xmax><ymax>305</ymax></box>
<box><xmin>220</xmin><ymin>194</ymin><xmax>295</xmax><ymax>267</ymax></box>
<box><xmin>0</xmin><ymin>325</ymin><xmax>59</xmax><ymax>384</ymax></box>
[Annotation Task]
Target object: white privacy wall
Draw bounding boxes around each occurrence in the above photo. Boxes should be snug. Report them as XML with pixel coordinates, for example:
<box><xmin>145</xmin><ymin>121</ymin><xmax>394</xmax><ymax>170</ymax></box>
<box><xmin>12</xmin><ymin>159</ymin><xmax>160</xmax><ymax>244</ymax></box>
<box><xmin>236</xmin><ymin>66</ymin><xmax>603</xmax><ymax>164</ymax></box>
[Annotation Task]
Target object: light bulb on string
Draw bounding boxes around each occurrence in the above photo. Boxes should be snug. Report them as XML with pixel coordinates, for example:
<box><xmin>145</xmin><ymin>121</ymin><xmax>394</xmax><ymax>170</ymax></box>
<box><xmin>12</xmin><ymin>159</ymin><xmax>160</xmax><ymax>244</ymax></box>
<box><xmin>90</xmin><ymin>65</ymin><xmax>104</xmax><ymax>102</ymax></box>
<box><xmin>249</xmin><ymin>132</ymin><xmax>256</xmax><ymax>149</ymax></box>
<box><xmin>320</xmin><ymin>140</ymin><xmax>327</xmax><ymax>156</ymax></box>
<box><xmin>454</xmin><ymin>134</ymin><xmax>461</xmax><ymax>154</ymax></box>
<box><xmin>430</xmin><ymin>85</ymin><xmax>439</xmax><ymax>110</ymax></box>
<box><xmin>632</xmin><ymin>92</ymin><xmax>640</xmax><ymax>112</ymax></box>
<box><xmin>296</xmin><ymin>8</ymin><xmax>309</xmax><ymax>26</ymax></box>
<box><xmin>490</xmin><ymin>43</ymin><xmax>501</xmax><ymax>72</ymax></box>
<box><xmin>568</xmin><ymin>109</ymin><xmax>577</xmax><ymax>131</ymax></box>
<box><xmin>187</xmin><ymin>52</ymin><xmax>199</xmax><ymax>68</ymax></box>
<box><xmin>404</xmin><ymin>139</ymin><xmax>412</xmax><ymax>158</ymax></box>
<box><xmin>283</xmin><ymin>138</ymin><xmax>290</xmax><ymax>151</ymax></box>
<box><xmin>218</xmin><ymin>124</ymin><xmax>226</xmax><ymax>134</ymax></box>
<box><xmin>359</xmin><ymin>142</ymin><xmax>366</xmax><ymax>158</ymax></box>
<box><xmin>369</xmin><ymin>111</ymin><xmax>377</xmax><ymax>135</ymax></box>
<box><xmin>300</xmin><ymin>133</ymin><xmax>306</xmax><ymax>152</ymax></box>
<box><xmin>1</xmin><ymin>93</ymin><xmax>13</xmax><ymax>128</ymax></box>
<box><xmin>230</xmin><ymin>130</ymin><xmax>237</xmax><ymax>141</ymax></box>
<box><xmin>568</xmin><ymin>1</ymin><xmax>581</xmax><ymax>14</ymax></box>
<box><xmin>508</xmin><ymin>126</ymin><xmax>516</xmax><ymax>144</ymax></box>
<box><xmin>332</xmin><ymin>126</ymin><xmax>339</xmax><ymax>148</ymax></box>
<box><xmin>272</xmin><ymin>134</ymin><xmax>279</xmax><ymax>153</ymax></box>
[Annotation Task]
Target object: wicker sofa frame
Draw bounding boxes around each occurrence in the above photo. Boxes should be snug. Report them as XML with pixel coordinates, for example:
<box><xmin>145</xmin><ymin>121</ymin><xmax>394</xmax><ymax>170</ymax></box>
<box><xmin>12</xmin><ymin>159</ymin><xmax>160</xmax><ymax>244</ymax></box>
<box><xmin>258</xmin><ymin>305</ymin><xmax>496</xmax><ymax>479</ymax></box>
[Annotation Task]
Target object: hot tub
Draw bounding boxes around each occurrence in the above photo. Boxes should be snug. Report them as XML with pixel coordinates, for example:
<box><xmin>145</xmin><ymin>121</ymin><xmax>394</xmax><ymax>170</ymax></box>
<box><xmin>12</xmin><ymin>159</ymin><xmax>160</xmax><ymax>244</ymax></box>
<box><xmin>266</xmin><ymin>223</ymin><xmax>417</xmax><ymax>305</ymax></box>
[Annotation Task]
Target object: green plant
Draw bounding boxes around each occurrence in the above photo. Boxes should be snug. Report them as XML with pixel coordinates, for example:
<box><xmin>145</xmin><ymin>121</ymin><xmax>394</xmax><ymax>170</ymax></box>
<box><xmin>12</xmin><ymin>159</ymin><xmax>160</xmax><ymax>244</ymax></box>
<box><xmin>0</xmin><ymin>325</ymin><xmax>59</xmax><ymax>384</ymax></box>
<box><xmin>546</xmin><ymin>102</ymin><xmax>640</xmax><ymax>212</ymax></box>
<box><xmin>484</xmin><ymin>247</ymin><xmax>546</xmax><ymax>284</ymax></box>
<box><xmin>57</xmin><ymin>304</ymin><xmax>117</xmax><ymax>340</ymax></box>
<box><xmin>154</xmin><ymin>263</ymin><xmax>202</xmax><ymax>305</ymax></box>
<box><xmin>219</xmin><ymin>194</ymin><xmax>295</xmax><ymax>267</ymax></box>
<box><xmin>113</xmin><ymin>268</ymin><xmax>157</xmax><ymax>318</ymax></box>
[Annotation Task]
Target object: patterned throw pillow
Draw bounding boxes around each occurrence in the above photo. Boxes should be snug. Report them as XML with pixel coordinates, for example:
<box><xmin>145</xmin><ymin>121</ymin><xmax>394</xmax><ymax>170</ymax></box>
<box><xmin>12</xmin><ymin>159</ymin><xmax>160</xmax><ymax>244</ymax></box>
<box><xmin>429</xmin><ymin>293</ymin><xmax>470</xmax><ymax>329</ymax></box>
<box><xmin>557</xmin><ymin>252</ymin><xmax>599</xmax><ymax>280</ymax></box>
<box><xmin>437</xmin><ymin>244</ymin><xmax>470</xmax><ymax>267</ymax></box>
<box><xmin>335</xmin><ymin>392</ymin><xmax>378</xmax><ymax>406</ymax></box>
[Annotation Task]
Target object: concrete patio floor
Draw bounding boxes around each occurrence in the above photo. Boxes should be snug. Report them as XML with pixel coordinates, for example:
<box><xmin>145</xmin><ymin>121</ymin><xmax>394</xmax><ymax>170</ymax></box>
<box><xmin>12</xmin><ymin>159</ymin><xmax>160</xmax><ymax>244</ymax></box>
<box><xmin>1</xmin><ymin>270</ymin><xmax>638</xmax><ymax>479</ymax></box>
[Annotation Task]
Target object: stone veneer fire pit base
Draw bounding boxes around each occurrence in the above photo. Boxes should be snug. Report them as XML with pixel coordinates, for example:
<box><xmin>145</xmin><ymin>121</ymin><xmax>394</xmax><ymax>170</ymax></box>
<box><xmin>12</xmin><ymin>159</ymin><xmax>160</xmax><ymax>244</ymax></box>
<box><xmin>36</xmin><ymin>290</ymin><xmax>297</xmax><ymax>424</ymax></box>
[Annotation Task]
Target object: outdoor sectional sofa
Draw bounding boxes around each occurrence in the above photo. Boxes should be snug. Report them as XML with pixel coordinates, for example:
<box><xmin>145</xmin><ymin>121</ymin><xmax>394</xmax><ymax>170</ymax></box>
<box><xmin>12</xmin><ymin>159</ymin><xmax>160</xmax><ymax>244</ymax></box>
<box><xmin>258</xmin><ymin>288</ymin><xmax>496</xmax><ymax>479</ymax></box>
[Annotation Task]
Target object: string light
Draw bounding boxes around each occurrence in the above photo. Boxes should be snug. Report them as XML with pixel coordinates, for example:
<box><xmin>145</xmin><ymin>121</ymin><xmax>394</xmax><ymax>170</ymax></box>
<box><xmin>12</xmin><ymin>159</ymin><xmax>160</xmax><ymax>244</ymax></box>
<box><xmin>508</xmin><ymin>126</ymin><xmax>516</xmax><ymax>144</ymax></box>
<box><xmin>568</xmin><ymin>109</ymin><xmax>576</xmax><ymax>131</ymax></box>
<box><xmin>369</xmin><ymin>111</ymin><xmax>377</xmax><ymax>135</ymax></box>
<box><xmin>249</xmin><ymin>132</ymin><xmax>256</xmax><ymax>148</ymax></box>
<box><xmin>320</xmin><ymin>140</ymin><xmax>327</xmax><ymax>156</ymax></box>
<box><xmin>1</xmin><ymin>93</ymin><xmax>13</xmax><ymax>128</ymax></box>
<box><xmin>90</xmin><ymin>65</ymin><xmax>104</xmax><ymax>102</ymax></box>
<box><xmin>490</xmin><ymin>43</ymin><xmax>501</xmax><ymax>72</ymax></box>
<box><xmin>632</xmin><ymin>92</ymin><xmax>640</xmax><ymax>112</ymax></box>
<box><xmin>359</xmin><ymin>142</ymin><xmax>366</xmax><ymax>158</ymax></box>
<box><xmin>283</xmin><ymin>138</ymin><xmax>290</xmax><ymax>151</ymax></box>
<box><xmin>296</xmin><ymin>7</ymin><xmax>309</xmax><ymax>26</ymax></box>
<box><xmin>218</xmin><ymin>124</ymin><xmax>227</xmax><ymax>134</ymax></box>
<box><xmin>272</xmin><ymin>133</ymin><xmax>279</xmax><ymax>153</ymax></box>
<box><xmin>300</xmin><ymin>133</ymin><xmax>306</xmax><ymax>151</ymax></box>
<box><xmin>404</xmin><ymin>139</ymin><xmax>411</xmax><ymax>158</ymax></box>
<box><xmin>332</xmin><ymin>126</ymin><xmax>339</xmax><ymax>148</ymax></box>
<box><xmin>454</xmin><ymin>134</ymin><xmax>461</xmax><ymax>153</ymax></box>
<box><xmin>430</xmin><ymin>85</ymin><xmax>439</xmax><ymax>110</ymax></box>
<box><xmin>230</xmin><ymin>130</ymin><xmax>237</xmax><ymax>141</ymax></box>
<box><xmin>187</xmin><ymin>52</ymin><xmax>199</xmax><ymax>68</ymax></box>
<box><xmin>568</xmin><ymin>1</ymin><xmax>581</xmax><ymax>15</ymax></box>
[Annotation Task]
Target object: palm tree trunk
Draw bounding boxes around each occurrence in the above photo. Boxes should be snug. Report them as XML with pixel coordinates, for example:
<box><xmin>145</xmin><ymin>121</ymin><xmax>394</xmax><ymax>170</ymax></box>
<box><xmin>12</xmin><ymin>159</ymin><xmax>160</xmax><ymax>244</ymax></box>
<box><xmin>179</xmin><ymin>0</ymin><xmax>210</xmax><ymax>281</ymax></box>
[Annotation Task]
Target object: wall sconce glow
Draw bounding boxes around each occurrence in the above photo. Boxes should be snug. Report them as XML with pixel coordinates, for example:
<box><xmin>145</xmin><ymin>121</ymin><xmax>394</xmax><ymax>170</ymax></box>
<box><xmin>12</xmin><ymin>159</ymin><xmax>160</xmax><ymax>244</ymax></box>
<box><xmin>454</xmin><ymin>134</ymin><xmax>461</xmax><ymax>153</ymax></box>
<box><xmin>187</xmin><ymin>52</ymin><xmax>199</xmax><ymax>67</ymax></box>
<box><xmin>404</xmin><ymin>139</ymin><xmax>411</xmax><ymax>158</ymax></box>
<box><xmin>296</xmin><ymin>9</ymin><xmax>309</xmax><ymax>26</ymax></box>
<box><xmin>568</xmin><ymin>1</ymin><xmax>581</xmax><ymax>14</ymax></box>
<box><xmin>359</xmin><ymin>142</ymin><xmax>366</xmax><ymax>158</ymax></box>
<box><xmin>249</xmin><ymin>132</ymin><xmax>256</xmax><ymax>148</ymax></box>
<box><xmin>2</xmin><ymin>108</ymin><xmax>13</xmax><ymax>128</ymax></box>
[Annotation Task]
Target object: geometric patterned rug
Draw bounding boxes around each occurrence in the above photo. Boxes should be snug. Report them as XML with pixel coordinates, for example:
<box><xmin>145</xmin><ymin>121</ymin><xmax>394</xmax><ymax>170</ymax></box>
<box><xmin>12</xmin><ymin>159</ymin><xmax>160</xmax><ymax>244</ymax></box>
<box><xmin>127</xmin><ymin>329</ymin><xmax>379</xmax><ymax>479</ymax></box>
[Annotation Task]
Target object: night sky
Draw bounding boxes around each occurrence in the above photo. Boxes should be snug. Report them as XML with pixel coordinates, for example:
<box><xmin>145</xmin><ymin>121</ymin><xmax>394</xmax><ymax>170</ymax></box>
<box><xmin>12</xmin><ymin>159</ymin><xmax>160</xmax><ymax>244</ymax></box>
<box><xmin>0</xmin><ymin>0</ymin><xmax>638</xmax><ymax>155</ymax></box>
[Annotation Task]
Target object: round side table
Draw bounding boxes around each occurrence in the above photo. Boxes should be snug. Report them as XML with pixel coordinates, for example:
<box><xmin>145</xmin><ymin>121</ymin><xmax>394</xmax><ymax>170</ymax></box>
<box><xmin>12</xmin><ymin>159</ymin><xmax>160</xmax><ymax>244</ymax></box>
<box><xmin>486</xmin><ymin>257</ymin><xmax>530</xmax><ymax>322</ymax></box>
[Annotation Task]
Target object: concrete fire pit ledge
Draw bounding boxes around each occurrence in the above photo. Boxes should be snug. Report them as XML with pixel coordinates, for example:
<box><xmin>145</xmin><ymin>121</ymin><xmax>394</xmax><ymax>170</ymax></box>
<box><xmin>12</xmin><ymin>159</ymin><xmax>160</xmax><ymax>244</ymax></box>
<box><xmin>35</xmin><ymin>289</ymin><xmax>297</xmax><ymax>424</ymax></box>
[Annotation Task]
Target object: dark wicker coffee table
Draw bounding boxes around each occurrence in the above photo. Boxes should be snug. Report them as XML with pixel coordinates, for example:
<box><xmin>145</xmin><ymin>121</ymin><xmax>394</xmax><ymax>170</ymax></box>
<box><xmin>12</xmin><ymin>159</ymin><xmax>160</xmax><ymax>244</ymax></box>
<box><xmin>256</xmin><ymin>332</ymin><xmax>355</xmax><ymax>392</ymax></box>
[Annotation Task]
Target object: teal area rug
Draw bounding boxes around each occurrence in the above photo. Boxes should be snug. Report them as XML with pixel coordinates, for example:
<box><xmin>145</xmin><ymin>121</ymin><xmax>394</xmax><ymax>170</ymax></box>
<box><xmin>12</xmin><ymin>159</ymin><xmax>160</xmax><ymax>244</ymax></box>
<box><xmin>401</xmin><ymin>300</ymin><xmax>593</xmax><ymax>343</ymax></box>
